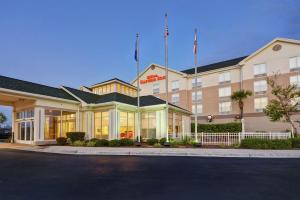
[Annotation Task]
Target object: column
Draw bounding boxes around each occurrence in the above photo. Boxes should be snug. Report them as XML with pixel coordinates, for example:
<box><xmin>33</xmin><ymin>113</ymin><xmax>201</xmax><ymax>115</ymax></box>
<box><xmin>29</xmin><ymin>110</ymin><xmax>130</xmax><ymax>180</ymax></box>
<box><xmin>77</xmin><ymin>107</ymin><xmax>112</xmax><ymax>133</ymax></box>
<box><xmin>34</xmin><ymin>107</ymin><xmax>45</xmax><ymax>143</ymax></box>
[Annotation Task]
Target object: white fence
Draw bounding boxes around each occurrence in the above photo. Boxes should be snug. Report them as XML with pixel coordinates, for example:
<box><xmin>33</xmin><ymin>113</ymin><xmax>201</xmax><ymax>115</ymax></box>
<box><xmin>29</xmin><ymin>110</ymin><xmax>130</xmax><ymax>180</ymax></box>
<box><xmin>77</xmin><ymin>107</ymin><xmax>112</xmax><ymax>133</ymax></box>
<box><xmin>195</xmin><ymin>132</ymin><xmax>292</xmax><ymax>146</ymax></box>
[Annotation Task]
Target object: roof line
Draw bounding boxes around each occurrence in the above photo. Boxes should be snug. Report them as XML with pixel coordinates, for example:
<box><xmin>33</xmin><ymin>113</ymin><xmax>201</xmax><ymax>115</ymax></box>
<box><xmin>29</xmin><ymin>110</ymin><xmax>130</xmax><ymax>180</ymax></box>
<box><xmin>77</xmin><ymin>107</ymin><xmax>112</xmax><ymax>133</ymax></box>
<box><xmin>61</xmin><ymin>86</ymin><xmax>87</xmax><ymax>104</ymax></box>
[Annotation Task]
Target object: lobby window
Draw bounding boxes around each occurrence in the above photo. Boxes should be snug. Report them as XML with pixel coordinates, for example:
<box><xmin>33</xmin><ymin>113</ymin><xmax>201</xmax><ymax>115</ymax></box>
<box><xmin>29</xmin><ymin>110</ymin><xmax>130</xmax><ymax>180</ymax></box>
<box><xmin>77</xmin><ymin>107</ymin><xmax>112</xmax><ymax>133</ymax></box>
<box><xmin>171</xmin><ymin>93</ymin><xmax>180</xmax><ymax>104</ymax></box>
<box><xmin>153</xmin><ymin>83</ymin><xmax>160</xmax><ymax>94</ymax></box>
<box><xmin>192</xmin><ymin>77</ymin><xmax>202</xmax><ymax>88</ymax></box>
<box><xmin>289</xmin><ymin>56</ymin><xmax>300</xmax><ymax>71</ymax></box>
<box><xmin>192</xmin><ymin>104</ymin><xmax>203</xmax><ymax>114</ymax></box>
<box><xmin>254</xmin><ymin>80</ymin><xmax>267</xmax><ymax>93</ymax></box>
<box><xmin>44</xmin><ymin>110</ymin><xmax>61</xmax><ymax>140</ymax></box>
<box><xmin>219</xmin><ymin>72</ymin><xmax>231</xmax><ymax>83</ymax></box>
<box><xmin>192</xmin><ymin>91</ymin><xmax>202</xmax><ymax>101</ymax></box>
<box><xmin>168</xmin><ymin>112</ymin><xmax>173</xmax><ymax>138</ymax></box>
<box><xmin>60</xmin><ymin>111</ymin><xmax>76</xmax><ymax>137</ymax></box>
<box><xmin>254</xmin><ymin>97</ymin><xmax>268</xmax><ymax>112</ymax></box>
<box><xmin>219</xmin><ymin>102</ymin><xmax>231</xmax><ymax>114</ymax></box>
<box><xmin>290</xmin><ymin>75</ymin><xmax>300</xmax><ymax>88</ymax></box>
<box><xmin>120</xmin><ymin>111</ymin><xmax>135</xmax><ymax>139</ymax></box>
<box><xmin>16</xmin><ymin>110</ymin><xmax>34</xmax><ymax>141</ymax></box>
<box><xmin>172</xmin><ymin>80</ymin><xmax>179</xmax><ymax>92</ymax></box>
<box><xmin>254</xmin><ymin>63</ymin><xmax>267</xmax><ymax>76</ymax></box>
<box><xmin>219</xmin><ymin>87</ymin><xmax>231</xmax><ymax>97</ymax></box>
<box><xmin>94</xmin><ymin>111</ymin><xmax>109</xmax><ymax>139</ymax></box>
<box><xmin>141</xmin><ymin>112</ymin><xmax>156</xmax><ymax>139</ymax></box>
<box><xmin>174</xmin><ymin>114</ymin><xmax>182</xmax><ymax>138</ymax></box>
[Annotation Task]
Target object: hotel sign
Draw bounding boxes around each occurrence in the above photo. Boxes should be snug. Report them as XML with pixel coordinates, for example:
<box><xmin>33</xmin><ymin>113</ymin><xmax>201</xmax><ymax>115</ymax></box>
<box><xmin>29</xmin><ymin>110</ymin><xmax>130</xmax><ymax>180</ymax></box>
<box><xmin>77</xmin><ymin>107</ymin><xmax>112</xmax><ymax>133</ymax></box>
<box><xmin>140</xmin><ymin>74</ymin><xmax>166</xmax><ymax>84</ymax></box>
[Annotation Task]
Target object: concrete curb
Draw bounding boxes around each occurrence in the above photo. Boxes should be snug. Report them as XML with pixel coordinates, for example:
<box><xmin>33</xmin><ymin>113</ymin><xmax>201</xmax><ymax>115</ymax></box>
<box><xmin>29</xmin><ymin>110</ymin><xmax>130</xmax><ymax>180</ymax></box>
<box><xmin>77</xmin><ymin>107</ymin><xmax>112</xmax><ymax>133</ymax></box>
<box><xmin>6</xmin><ymin>145</ymin><xmax>300</xmax><ymax>158</ymax></box>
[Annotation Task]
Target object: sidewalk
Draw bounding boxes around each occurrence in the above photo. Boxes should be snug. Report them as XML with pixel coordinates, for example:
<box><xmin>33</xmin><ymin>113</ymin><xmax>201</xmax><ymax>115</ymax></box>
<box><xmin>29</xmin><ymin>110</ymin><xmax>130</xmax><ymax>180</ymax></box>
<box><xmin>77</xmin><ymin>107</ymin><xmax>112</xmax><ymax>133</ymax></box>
<box><xmin>1</xmin><ymin>143</ymin><xmax>300</xmax><ymax>158</ymax></box>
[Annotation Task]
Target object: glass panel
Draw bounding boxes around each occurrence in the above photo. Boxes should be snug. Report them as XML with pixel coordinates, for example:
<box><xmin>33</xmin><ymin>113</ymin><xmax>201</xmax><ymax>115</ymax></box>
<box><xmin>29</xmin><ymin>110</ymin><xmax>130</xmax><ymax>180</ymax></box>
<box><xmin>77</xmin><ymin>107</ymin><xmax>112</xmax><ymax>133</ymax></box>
<box><xmin>61</xmin><ymin>111</ymin><xmax>76</xmax><ymax>137</ymax></box>
<box><xmin>26</xmin><ymin>121</ymin><xmax>31</xmax><ymax>140</ymax></box>
<box><xmin>44</xmin><ymin>110</ymin><xmax>61</xmax><ymax>140</ymax></box>
<box><xmin>148</xmin><ymin>112</ymin><xmax>156</xmax><ymax>139</ymax></box>
<box><xmin>168</xmin><ymin>112</ymin><xmax>173</xmax><ymax>138</ymax></box>
<box><xmin>127</xmin><ymin>112</ymin><xmax>135</xmax><ymax>139</ymax></box>
<box><xmin>21</xmin><ymin>122</ymin><xmax>25</xmax><ymax>140</ymax></box>
<box><xmin>94</xmin><ymin>112</ymin><xmax>102</xmax><ymax>139</ymax></box>
<box><xmin>101</xmin><ymin>112</ymin><xmax>109</xmax><ymax>139</ymax></box>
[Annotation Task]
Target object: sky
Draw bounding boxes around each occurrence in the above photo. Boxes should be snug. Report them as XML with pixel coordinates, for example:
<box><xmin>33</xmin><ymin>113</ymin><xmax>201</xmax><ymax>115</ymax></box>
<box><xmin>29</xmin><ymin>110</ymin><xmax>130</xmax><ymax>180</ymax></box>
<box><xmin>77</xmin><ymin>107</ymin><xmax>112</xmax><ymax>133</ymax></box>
<box><xmin>0</xmin><ymin>0</ymin><xmax>300</xmax><ymax>124</ymax></box>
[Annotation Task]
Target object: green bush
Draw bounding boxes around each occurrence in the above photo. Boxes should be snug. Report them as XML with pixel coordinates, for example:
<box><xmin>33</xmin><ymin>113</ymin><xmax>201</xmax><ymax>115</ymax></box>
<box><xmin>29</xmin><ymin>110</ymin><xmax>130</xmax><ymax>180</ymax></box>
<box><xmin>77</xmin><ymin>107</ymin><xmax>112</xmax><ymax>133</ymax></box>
<box><xmin>159</xmin><ymin>138</ymin><xmax>167</xmax><ymax>145</ymax></box>
<box><xmin>291</xmin><ymin>138</ymin><xmax>300</xmax><ymax>148</ymax></box>
<box><xmin>146</xmin><ymin>138</ymin><xmax>159</xmax><ymax>145</ymax></box>
<box><xmin>240</xmin><ymin>138</ymin><xmax>292</xmax><ymax>149</ymax></box>
<box><xmin>109</xmin><ymin>139</ymin><xmax>121</xmax><ymax>147</ymax></box>
<box><xmin>153</xmin><ymin>143</ymin><xmax>162</xmax><ymax>148</ymax></box>
<box><xmin>56</xmin><ymin>137</ymin><xmax>67</xmax><ymax>145</ymax></box>
<box><xmin>72</xmin><ymin>140</ymin><xmax>86</xmax><ymax>146</ymax></box>
<box><xmin>191</xmin><ymin>122</ymin><xmax>242</xmax><ymax>133</ymax></box>
<box><xmin>66</xmin><ymin>132</ymin><xmax>85</xmax><ymax>142</ymax></box>
<box><xmin>94</xmin><ymin>139</ymin><xmax>109</xmax><ymax>147</ymax></box>
<box><xmin>119</xmin><ymin>138</ymin><xmax>134</xmax><ymax>146</ymax></box>
<box><xmin>86</xmin><ymin>140</ymin><xmax>97</xmax><ymax>147</ymax></box>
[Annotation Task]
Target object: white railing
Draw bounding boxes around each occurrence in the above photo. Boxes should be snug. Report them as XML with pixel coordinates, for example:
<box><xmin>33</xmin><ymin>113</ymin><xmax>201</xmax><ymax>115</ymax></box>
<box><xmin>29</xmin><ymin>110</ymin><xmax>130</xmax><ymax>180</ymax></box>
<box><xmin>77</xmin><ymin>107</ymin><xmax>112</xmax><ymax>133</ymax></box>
<box><xmin>195</xmin><ymin>132</ymin><xmax>292</xmax><ymax>146</ymax></box>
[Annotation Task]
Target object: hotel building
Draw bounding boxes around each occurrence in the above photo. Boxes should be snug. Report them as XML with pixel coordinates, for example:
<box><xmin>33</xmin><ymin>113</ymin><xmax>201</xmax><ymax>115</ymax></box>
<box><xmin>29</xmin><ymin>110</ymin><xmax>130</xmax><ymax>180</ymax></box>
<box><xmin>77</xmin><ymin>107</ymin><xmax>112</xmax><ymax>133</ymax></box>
<box><xmin>132</xmin><ymin>38</ymin><xmax>300</xmax><ymax>132</ymax></box>
<box><xmin>0</xmin><ymin>77</ymin><xmax>191</xmax><ymax>145</ymax></box>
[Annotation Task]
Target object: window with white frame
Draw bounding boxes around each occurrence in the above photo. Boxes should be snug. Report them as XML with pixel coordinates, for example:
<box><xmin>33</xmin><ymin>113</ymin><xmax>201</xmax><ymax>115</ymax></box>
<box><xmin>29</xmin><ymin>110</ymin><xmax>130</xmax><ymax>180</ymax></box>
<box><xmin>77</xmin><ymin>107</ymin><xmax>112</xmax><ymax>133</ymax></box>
<box><xmin>219</xmin><ymin>72</ymin><xmax>231</xmax><ymax>83</ymax></box>
<box><xmin>192</xmin><ymin>77</ymin><xmax>202</xmax><ymax>88</ymax></box>
<box><xmin>171</xmin><ymin>93</ymin><xmax>180</xmax><ymax>104</ymax></box>
<box><xmin>192</xmin><ymin>91</ymin><xmax>202</xmax><ymax>101</ymax></box>
<box><xmin>254</xmin><ymin>97</ymin><xmax>268</xmax><ymax>112</ymax></box>
<box><xmin>219</xmin><ymin>87</ymin><xmax>231</xmax><ymax>97</ymax></box>
<box><xmin>219</xmin><ymin>102</ymin><xmax>231</xmax><ymax>113</ymax></box>
<box><xmin>289</xmin><ymin>56</ymin><xmax>300</xmax><ymax>70</ymax></box>
<box><xmin>192</xmin><ymin>104</ymin><xmax>203</xmax><ymax>114</ymax></box>
<box><xmin>254</xmin><ymin>80</ymin><xmax>267</xmax><ymax>93</ymax></box>
<box><xmin>290</xmin><ymin>75</ymin><xmax>300</xmax><ymax>88</ymax></box>
<box><xmin>172</xmin><ymin>80</ymin><xmax>179</xmax><ymax>91</ymax></box>
<box><xmin>254</xmin><ymin>63</ymin><xmax>267</xmax><ymax>76</ymax></box>
<box><xmin>153</xmin><ymin>83</ymin><xmax>160</xmax><ymax>94</ymax></box>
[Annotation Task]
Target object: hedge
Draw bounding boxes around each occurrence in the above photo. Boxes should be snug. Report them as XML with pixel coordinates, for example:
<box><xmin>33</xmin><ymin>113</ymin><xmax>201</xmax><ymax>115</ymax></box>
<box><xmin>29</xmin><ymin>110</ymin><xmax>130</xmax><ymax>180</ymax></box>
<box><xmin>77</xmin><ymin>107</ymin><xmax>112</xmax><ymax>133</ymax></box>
<box><xmin>109</xmin><ymin>139</ymin><xmax>121</xmax><ymax>147</ymax></box>
<box><xmin>240</xmin><ymin>138</ymin><xmax>292</xmax><ymax>149</ymax></box>
<box><xmin>146</xmin><ymin>138</ymin><xmax>159</xmax><ymax>145</ymax></box>
<box><xmin>191</xmin><ymin>122</ymin><xmax>242</xmax><ymax>133</ymax></box>
<box><xmin>66</xmin><ymin>132</ymin><xmax>85</xmax><ymax>142</ymax></box>
<box><xmin>119</xmin><ymin>138</ymin><xmax>134</xmax><ymax>146</ymax></box>
<box><xmin>291</xmin><ymin>138</ymin><xmax>300</xmax><ymax>148</ymax></box>
<box><xmin>56</xmin><ymin>137</ymin><xmax>67</xmax><ymax>145</ymax></box>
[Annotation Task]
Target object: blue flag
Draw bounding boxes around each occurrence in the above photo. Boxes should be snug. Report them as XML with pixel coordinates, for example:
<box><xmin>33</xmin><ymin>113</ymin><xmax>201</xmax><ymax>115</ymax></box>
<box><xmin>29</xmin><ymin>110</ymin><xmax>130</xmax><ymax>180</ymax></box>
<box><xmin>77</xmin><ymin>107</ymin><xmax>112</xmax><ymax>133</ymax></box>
<box><xmin>134</xmin><ymin>34</ymin><xmax>138</xmax><ymax>62</ymax></box>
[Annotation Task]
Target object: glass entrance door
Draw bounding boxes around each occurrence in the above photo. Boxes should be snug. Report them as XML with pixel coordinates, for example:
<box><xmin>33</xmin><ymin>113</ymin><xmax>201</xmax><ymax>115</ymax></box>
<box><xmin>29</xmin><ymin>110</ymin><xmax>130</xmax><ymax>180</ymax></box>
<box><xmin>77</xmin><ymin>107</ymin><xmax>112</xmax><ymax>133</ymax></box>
<box><xmin>16</xmin><ymin>110</ymin><xmax>34</xmax><ymax>144</ymax></box>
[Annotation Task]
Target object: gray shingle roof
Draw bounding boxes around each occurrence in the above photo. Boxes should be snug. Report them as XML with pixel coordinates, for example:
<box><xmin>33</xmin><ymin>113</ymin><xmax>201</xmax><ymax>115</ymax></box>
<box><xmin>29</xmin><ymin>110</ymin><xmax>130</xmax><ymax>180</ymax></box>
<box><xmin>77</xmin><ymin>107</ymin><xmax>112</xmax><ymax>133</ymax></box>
<box><xmin>0</xmin><ymin>75</ymin><xmax>78</xmax><ymax>101</ymax></box>
<box><xmin>181</xmin><ymin>56</ymin><xmax>247</xmax><ymax>74</ymax></box>
<box><xmin>91</xmin><ymin>78</ymin><xmax>136</xmax><ymax>88</ymax></box>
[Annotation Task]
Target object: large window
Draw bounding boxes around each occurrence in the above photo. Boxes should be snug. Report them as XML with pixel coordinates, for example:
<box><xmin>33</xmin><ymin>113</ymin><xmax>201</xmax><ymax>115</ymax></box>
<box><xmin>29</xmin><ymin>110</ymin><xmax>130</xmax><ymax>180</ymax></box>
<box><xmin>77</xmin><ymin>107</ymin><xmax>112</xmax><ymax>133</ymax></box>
<box><xmin>60</xmin><ymin>111</ymin><xmax>76</xmax><ymax>137</ymax></box>
<box><xmin>171</xmin><ymin>93</ymin><xmax>180</xmax><ymax>104</ymax></box>
<box><xmin>289</xmin><ymin>56</ymin><xmax>300</xmax><ymax>70</ymax></box>
<box><xmin>172</xmin><ymin>80</ymin><xmax>179</xmax><ymax>91</ymax></box>
<box><xmin>254</xmin><ymin>63</ymin><xmax>267</xmax><ymax>76</ymax></box>
<box><xmin>255</xmin><ymin>97</ymin><xmax>268</xmax><ymax>112</ymax></box>
<box><xmin>219</xmin><ymin>87</ymin><xmax>231</xmax><ymax>97</ymax></box>
<box><xmin>16</xmin><ymin>110</ymin><xmax>34</xmax><ymax>141</ymax></box>
<box><xmin>44</xmin><ymin>110</ymin><xmax>61</xmax><ymax>140</ymax></box>
<box><xmin>254</xmin><ymin>80</ymin><xmax>267</xmax><ymax>93</ymax></box>
<box><xmin>153</xmin><ymin>83</ymin><xmax>160</xmax><ymax>94</ymax></box>
<box><xmin>219</xmin><ymin>102</ymin><xmax>231</xmax><ymax>114</ymax></box>
<box><xmin>192</xmin><ymin>104</ymin><xmax>202</xmax><ymax>114</ymax></box>
<box><xmin>141</xmin><ymin>112</ymin><xmax>156</xmax><ymax>139</ymax></box>
<box><xmin>192</xmin><ymin>91</ymin><xmax>202</xmax><ymax>101</ymax></box>
<box><xmin>219</xmin><ymin>72</ymin><xmax>231</xmax><ymax>83</ymax></box>
<box><xmin>174</xmin><ymin>114</ymin><xmax>182</xmax><ymax>138</ymax></box>
<box><xmin>192</xmin><ymin>77</ymin><xmax>202</xmax><ymax>88</ymax></box>
<box><xmin>94</xmin><ymin>111</ymin><xmax>109</xmax><ymax>139</ymax></box>
<box><xmin>290</xmin><ymin>75</ymin><xmax>300</xmax><ymax>88</ymax></box>
<box><xmin>120</xmin><ymin>111</ymin><xmax>135</xmax><ymax>139</ymax></box>
<box><xmin>168</xmin><ymin>112</ymin><xmax>173</xmax><ymax>138</ymax></box>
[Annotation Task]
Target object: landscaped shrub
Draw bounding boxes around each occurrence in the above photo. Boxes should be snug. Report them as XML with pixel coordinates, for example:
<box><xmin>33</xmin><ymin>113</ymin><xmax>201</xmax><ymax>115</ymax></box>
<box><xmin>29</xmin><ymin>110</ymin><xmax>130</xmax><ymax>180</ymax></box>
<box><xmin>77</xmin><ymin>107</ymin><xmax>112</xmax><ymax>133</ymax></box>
<box><xmin>191</xmin><ymin>122</ymin><xmax>242</xmax><ymax>133</ymax></box>
<box><xmin>240</xmin><ymin>138</ymin><xmax>292</xmax><ymax>149</ymax></box>
<box><xmin>56</xmin><ymin>137</ymin><xmax>67</xmax><ymax>145</ymax></box>
<box><xmin>86</xmin><ymin>140</ymin><xmax>97</xmax><ymax>147</ymax></box>
<box><xmin>94</xmin><ymin>139</ymin><xmax>109</xmax><ymax>147</ymax></box>
<box><xmin>66</xmin><ymin>132</ymin><xmax>85</xmax><ymax>142</ymax></box>
<box><xmin>146</xmin><ymin>138</ymin><xmax>159</xmax><ymax>145</ymax></box>
<box><xmin>119</xmin><ymin>138</ymin><xmax>134</xmax><ymax>146</ymax></box>
<box><xmin>291</xmin><ymin>138</ymin><xmax>300</xmax><ymax>148</ymax></box>
<box><xmin>109</xmin><ymin>139</ymin><xmax>121</xmax><ymax>147</ymax></box>
<box><xmin>72</xmin><ymin>140</ymin><xmax>86</xmax><ymax>146</ymax></box>
<box><xmin>159</xmin><ymin>138</ymin><xmax>166</xmax><ymax>145</ymax></box>
<box><xmin>153</xmin><ymin>143</ymin><xmax>162</xmax><ymax>148</ymax></box>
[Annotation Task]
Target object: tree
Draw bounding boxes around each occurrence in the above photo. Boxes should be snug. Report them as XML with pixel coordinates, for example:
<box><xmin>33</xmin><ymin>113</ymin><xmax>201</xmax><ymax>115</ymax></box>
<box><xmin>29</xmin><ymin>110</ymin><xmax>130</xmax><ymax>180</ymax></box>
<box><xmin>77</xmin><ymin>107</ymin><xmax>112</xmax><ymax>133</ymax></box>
<box><xmin>264</xmin><ymin>74</ymin><xmax>300</xmax><ymax>134</ymax></box>
<box><xmin>0</xmin><ymin>112</ymin><xmax>7</xmax><ymax>124</ymax></box>
<box><xmin>231</xmin><ymin>90</ymin><xmax>252</xmax><ymax>119</ymax></box>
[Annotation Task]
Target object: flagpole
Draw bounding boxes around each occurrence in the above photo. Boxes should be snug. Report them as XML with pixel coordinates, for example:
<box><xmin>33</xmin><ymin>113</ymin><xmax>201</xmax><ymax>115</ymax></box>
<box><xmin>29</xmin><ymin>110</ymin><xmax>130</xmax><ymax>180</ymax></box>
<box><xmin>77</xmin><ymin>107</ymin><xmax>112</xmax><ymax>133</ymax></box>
<box><xmin>136</xmin><ymin>33</ymin><xmax>141</xmax><ymax>143</ymax></box>
<box><xmin>164</xmin><ymin>13</ymin><xmax>169</xmax><ymax>144</ymax></box>
<box><xmin>194</xmin><ymin>28</ymin><xmax>198</xmax><ymax>143</ymax></box>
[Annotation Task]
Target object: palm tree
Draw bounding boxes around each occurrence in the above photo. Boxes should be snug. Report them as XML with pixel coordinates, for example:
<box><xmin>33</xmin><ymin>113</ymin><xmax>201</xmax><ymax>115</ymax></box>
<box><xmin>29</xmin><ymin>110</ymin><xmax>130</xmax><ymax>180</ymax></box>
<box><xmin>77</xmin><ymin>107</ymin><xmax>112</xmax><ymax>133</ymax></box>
<box><xmin>231</xmin><ymin>90</ymin><xmax>252</xmax><ymax>119</ymax></box>
<box><xmin>0</xmin><ymin>112</ymin><xmax>7</xmax><ymax>124</ymax></box>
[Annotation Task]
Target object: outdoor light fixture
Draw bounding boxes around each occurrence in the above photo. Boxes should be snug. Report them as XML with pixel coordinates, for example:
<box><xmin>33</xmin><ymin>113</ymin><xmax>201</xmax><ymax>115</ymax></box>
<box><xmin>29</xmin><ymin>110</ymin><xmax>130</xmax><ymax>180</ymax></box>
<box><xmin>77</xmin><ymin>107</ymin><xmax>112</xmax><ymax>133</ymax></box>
<box><xmin>207</xmin><ymin>115</ymin><xmax>213</xmax><ymax>122</ymax></box>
